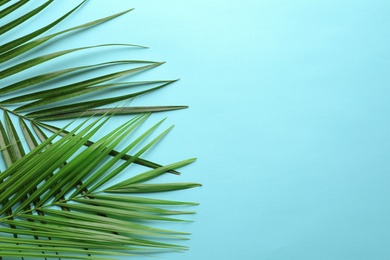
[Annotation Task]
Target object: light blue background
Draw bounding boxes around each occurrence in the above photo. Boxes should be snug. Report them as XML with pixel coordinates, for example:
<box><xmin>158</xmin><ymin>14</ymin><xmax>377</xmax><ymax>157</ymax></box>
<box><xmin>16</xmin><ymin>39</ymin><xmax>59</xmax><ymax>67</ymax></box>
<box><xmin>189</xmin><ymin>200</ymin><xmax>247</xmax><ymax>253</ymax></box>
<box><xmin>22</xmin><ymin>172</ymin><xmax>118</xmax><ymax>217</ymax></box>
<box><xmin>5</xmin><ymin>0</ymin><xmax>390</xmax><ymax>259</ymax></box>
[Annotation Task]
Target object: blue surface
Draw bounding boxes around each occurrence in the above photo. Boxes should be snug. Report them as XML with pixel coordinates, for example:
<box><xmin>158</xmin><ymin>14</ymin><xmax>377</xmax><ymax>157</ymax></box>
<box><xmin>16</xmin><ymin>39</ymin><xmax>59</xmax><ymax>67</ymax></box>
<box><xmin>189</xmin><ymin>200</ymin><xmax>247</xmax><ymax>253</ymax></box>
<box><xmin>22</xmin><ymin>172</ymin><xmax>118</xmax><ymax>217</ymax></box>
<box><xmin>4</xmin><ymin>0</ymin><xmax>390</xmax><ymax>259</ymax></box>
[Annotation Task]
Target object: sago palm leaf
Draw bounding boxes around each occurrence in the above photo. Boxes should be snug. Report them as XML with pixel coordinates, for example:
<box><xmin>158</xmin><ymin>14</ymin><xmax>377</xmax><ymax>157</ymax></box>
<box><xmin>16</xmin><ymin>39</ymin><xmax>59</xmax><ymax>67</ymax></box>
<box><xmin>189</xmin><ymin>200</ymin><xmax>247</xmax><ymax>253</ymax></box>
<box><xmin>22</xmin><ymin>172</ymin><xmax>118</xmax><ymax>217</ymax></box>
<box><xmin>0</xmin><ymin>1</ymin><xmax>199</xmax><ymax>259</ymax></box>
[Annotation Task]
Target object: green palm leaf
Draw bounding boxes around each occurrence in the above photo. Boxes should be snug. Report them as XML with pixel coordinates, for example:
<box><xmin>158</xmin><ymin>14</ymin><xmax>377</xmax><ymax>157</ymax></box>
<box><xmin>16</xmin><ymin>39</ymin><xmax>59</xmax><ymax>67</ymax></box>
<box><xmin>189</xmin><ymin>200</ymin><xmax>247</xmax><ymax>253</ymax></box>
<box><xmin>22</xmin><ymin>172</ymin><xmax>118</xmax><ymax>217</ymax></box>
<box><xmin>0</xmin><ymin>1</ymin><xmax>199</xmax><ymax>259</ymax></box>
<box><xmin>0</xmin><ymin>113</ymin><xmax>199</xmax><ymax>259</ymax></box>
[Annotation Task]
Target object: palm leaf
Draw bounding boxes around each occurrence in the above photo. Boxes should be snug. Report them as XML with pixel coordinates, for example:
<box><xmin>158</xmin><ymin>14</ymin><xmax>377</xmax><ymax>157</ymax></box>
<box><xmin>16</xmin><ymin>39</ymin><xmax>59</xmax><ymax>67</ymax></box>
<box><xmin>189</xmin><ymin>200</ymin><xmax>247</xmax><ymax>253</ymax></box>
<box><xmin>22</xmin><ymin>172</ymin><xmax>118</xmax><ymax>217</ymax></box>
<box><xmin>0</xmin><ymin>1</ymin><xmax>198</xmax><ymax>259</ymax></box>
<box><xmin>0</xmin><ymin>114</ymin><xmax>198</xmax><ymax>259</ymax></box>
<box><xmin>1</xmin><ymin>0</ymin><xmax>185</xmax><ymax>170</ymax></box>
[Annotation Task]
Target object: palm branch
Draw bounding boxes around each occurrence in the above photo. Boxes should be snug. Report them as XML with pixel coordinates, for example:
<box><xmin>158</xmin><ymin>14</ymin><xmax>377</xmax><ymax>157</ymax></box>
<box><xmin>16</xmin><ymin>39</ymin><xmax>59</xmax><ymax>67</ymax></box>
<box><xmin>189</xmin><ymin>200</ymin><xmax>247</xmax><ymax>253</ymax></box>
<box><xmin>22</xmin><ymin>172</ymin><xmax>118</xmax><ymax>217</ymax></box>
<box><xmin>0</xmin><ymin>1</ymin><xmax>199</xmax><ymax>259</ymax></box>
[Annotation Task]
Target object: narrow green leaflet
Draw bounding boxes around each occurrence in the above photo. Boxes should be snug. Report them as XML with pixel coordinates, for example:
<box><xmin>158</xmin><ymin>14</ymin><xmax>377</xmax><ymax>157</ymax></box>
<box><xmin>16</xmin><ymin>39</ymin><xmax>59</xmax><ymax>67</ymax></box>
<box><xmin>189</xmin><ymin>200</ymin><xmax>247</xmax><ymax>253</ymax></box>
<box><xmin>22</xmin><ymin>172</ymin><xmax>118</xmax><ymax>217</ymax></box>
<box><xmin>0</xmin><ymin>0</ymin><xmax>54</xmax><ymax>35</ymax></box>
<box><xmin>111</xmin><ymin>158</ymin><xmax>197</xmax><ymax>188</ymax></box>
<box><xmin>37</xmin><ymin>106</ymin><xmax>188</xmax><ymax>121</ymax></box>
<box><xmin>0</xmin><ymin>120</ymin><xmax>14</xmax><ymax>167</ymax></box>
<box><xmin>0</xmin><ymin>0</ymin><xmax>28</xmax><ymax>19</ymax></box>
<box><xmin>0</xmin><ymin>44</ymin><xmax>143</xmax><ymax>80</ymax></box>
<box><xmin>5</xmin><ymin>67</ymin><xmax>165</xmax><ymax>107</ymax></box>
<box><xmin>0</xmin><ymin>0</ymin><xmax>11</xmax><ymax>7</ymax></box>
<box><xmin>87</xmin><ymin>193</ymin><xmax>199</xmax><ymax>206</ymax></box>
<box><xmin>3</xmin><ymin>111</ymin><xmax>24</xmax><ymax>160</ymax></box>
<box><xmin>0</xmin><ymin>60</ymin><xmax>154</xmax><ymax>95</ymax></box>
<box><xmin>24</xmin><ymin>80</ymin><xmax>175</xmax><ymax>118</ymax></box>
<box><xmin>18</xmin><ymin>117</ymin><xmax>39</xmax><ymax>149</ymax></box>
<box><xmin>106</xmin><ymin>183</ymin><xmax>202</xmax><ymax>193</ymax></box>
<box><xmin>15</xmin><ymin>81</ymin><xmax>163</xmax><ymax>112</ymax></box>
<box><xmin>70</xmin><ymin>198</ymin><xmax>195</xmax><ymax>215</ymax></box>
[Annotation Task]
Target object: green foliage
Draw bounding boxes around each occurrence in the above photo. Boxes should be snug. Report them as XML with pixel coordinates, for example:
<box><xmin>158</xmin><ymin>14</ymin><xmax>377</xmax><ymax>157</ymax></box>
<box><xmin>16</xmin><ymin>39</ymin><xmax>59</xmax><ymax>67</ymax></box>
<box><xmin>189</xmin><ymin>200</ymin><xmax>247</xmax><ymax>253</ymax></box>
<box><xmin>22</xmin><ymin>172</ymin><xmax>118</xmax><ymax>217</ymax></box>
<box><xmin>0</xmin><ymin>1</ymin><xmax>199</xmax><ymax>259</ymax></box>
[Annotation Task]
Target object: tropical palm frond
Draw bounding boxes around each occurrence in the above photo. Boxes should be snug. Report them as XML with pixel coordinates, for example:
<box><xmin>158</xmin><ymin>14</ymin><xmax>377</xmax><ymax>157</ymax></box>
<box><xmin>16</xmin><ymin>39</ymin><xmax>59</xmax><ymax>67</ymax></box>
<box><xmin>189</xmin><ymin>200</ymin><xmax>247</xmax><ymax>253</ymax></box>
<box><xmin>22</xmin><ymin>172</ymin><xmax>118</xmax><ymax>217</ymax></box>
<box><xmin>1</xmin><ymin>1</ymin><xmax>186</xmax><ymax>169</ymax></box>
<box><xmin>0</xmin><ymin>113</ymin><xmax>199</xmax><ymax>258</ymax></box>
<box><xmin>0</xmin><ymin>1</ymin><xmax>198</xmax><ymax>259</ymax></box>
